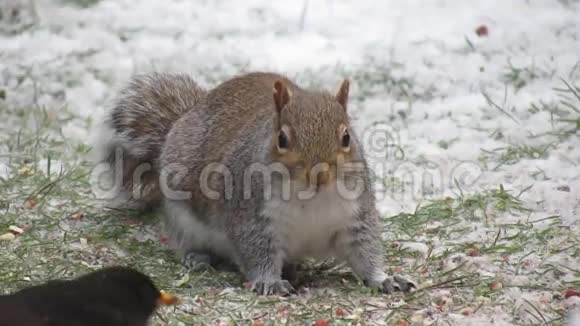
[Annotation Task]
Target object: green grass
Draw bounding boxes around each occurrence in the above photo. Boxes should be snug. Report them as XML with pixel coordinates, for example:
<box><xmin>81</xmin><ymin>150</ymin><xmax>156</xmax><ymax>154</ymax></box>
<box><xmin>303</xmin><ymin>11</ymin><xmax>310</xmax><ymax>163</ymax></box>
<box><xmin>501</xmin><ymin>60</ymin><xmax>555</xmax><ymax>92</ymax></box>
<box><xmin>479</xmin><ymin>143</ymin><xmax>555</xmax><ymax>170</ymax></box>
<box><xmin>478</xmin><ymin>78</ymin><xmax>579</xmax><ymax>173</ymax></box>
<box><xmin>60</xmin><ymin>0</ymin><xmax>101</xmax><ymax>8</ymax></box>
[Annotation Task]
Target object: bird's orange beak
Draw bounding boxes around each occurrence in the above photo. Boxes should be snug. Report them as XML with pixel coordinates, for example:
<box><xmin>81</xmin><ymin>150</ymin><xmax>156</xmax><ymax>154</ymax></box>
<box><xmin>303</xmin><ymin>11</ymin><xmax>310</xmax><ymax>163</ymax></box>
<box><xmin>158</xmin><ymin>291</ymin><xmax>179</xmax><ymax>305</ymax></box>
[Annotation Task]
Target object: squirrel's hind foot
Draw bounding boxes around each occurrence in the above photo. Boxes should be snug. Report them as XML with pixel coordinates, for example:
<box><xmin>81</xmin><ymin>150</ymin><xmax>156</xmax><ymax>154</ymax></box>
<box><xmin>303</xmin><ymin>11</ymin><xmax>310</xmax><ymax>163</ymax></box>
<box><xmin>181</xmin><ymin>251</ymin><xmax>213</xmax><ymax>272</ymax></box>
<box><xmin>381</xmin><ymin>275</ymin><xmax>416</xmax><ymax>294</ymax></box>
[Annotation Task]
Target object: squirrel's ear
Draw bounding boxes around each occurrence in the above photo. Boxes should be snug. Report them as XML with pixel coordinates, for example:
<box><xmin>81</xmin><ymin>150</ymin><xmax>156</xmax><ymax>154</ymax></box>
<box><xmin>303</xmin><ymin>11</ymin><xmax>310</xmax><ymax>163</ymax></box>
<box><xmin>336</xmin><ymin>79</ymin><xmax>350</xmax><ymax>111</ymax></box>
<box><xmin>273</xmin><ymin>81</ymin><xmax>291</xmax><ymax>114</ymax></box>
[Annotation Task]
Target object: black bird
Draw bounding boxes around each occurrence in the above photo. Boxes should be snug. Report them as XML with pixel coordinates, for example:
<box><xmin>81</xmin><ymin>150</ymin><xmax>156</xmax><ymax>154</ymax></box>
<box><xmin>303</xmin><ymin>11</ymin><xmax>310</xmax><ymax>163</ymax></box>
<box><xmin>0</xmin><ymin>266</ymin><xmax>178</xmax><ymax>326</ymax></box>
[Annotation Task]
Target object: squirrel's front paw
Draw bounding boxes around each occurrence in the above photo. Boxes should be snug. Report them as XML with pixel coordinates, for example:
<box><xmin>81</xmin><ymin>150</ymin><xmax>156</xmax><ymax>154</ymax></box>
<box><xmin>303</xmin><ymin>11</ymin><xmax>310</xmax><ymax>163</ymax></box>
<box><xmin>381</xmin><ymin>275</ymin><xmax>416</xmax><ymax>294</ymax></box>
<box><xmin>249</xmin><ymin>278</ymin><xmax>294</xmax><ymax>296</ymax></box>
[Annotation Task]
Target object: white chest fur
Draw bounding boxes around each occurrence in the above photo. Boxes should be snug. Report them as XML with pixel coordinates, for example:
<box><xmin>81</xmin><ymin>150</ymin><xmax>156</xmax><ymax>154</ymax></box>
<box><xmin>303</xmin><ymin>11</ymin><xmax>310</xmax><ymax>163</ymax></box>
<box><xmin>261</xmin><ymin>190</ymin><xmax>360</xmax><ymax>259</ymax></box>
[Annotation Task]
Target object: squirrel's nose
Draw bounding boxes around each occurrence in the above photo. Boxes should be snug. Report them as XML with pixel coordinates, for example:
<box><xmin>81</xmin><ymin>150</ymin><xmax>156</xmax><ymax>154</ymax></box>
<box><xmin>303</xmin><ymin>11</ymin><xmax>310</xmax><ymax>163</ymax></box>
<box><xmin>306</xmin><ymin>168</ymin><xmax>330</xmax><ymax>191</ymax></box>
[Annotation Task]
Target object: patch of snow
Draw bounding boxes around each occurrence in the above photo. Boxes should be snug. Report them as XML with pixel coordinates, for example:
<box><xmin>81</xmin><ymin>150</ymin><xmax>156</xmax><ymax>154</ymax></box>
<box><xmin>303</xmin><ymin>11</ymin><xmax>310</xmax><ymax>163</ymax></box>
<box><xmin>568</xmin><ymin>310</ymin><xmax>580</xmax><ymax>326</ymax></box>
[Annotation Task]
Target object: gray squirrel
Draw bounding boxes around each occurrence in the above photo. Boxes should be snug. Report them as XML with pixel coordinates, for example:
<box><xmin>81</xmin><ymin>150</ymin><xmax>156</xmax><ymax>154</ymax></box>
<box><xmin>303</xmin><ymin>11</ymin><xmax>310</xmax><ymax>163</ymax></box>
<box><xmin>94</xmin><ymin>72</ymin><xmax>415</xmax><ymax>295</ymax></box>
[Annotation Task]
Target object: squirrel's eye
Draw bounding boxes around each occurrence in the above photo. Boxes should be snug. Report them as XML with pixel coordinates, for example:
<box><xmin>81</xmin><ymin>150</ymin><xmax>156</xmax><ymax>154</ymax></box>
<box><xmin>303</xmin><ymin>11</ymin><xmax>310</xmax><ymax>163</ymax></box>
<box><xmin>341</xmin><ymin>129</ymin><xmax>350</xmax><ymax>147</ymax></box>
<box><xmin>278</xmin><ymin>130</ymin><xmax>288</xmax><ymax>149</ymax></box>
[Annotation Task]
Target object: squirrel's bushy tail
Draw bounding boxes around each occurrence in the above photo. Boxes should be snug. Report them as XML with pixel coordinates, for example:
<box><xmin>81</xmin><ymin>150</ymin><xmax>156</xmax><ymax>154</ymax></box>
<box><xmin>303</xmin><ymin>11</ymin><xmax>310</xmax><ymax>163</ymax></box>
<box><xmin>91</xmin><ymin>73</ymin><xmax>206</xmax><ymax>209</ymax></box>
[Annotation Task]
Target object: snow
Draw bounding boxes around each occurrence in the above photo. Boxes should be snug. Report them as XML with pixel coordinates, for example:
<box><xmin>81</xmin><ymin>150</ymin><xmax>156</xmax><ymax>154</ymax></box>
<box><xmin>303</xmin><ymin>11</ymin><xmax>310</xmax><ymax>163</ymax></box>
<box><xmin>569</xmin><ymin>311</ymin><xmax>580</xmax><ymax>326</ymax></box>
<box><xmin>1</xmin><ymin>0</ymin><xmax>579</xmax><ymax>324</ymax></box>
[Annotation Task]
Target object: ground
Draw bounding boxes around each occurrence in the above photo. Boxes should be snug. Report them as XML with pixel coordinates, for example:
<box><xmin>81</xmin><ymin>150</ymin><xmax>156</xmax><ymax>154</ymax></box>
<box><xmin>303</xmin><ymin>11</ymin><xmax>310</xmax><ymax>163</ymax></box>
<box><xmin>0</xmin><ymin>0</ymin><xmax>579</xmax><ymax>325</ymax></box>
